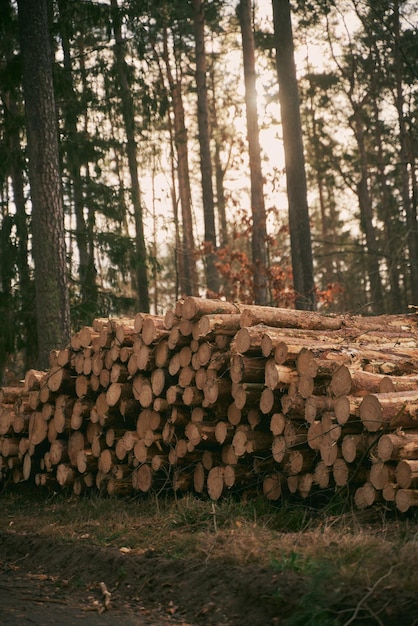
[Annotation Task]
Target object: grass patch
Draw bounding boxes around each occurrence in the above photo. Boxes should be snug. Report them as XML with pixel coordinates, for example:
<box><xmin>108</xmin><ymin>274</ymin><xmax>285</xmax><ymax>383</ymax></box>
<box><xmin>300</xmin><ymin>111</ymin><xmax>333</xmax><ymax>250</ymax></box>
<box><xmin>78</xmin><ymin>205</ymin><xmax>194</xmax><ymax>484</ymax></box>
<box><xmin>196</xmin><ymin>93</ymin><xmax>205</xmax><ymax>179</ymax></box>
<box><xmin>1</xmin><ymin>487</ymin><xmax>417</xmax><ymax>578</ymax></box>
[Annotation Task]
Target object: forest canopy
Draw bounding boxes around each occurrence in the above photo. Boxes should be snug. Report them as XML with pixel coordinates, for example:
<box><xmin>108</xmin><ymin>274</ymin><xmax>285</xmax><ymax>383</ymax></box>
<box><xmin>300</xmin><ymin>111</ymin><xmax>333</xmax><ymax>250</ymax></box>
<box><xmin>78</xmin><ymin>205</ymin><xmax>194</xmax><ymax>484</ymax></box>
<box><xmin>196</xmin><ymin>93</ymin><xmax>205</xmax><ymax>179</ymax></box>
<box><xmin>0</xmin><ymin>0</ymin><xmax>417</xmax><ymax>374</ymax></box>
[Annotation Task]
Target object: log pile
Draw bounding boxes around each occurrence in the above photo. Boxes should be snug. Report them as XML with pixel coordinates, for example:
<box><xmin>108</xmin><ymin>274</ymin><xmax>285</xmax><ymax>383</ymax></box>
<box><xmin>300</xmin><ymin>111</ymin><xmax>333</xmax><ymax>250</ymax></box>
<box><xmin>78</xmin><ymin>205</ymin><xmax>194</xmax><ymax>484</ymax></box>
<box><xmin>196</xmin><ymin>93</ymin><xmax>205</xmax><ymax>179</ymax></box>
<box><xmin>2</xmin><ymin>296</ymin><xmax>418</xmax><ymax>513</ymax></box>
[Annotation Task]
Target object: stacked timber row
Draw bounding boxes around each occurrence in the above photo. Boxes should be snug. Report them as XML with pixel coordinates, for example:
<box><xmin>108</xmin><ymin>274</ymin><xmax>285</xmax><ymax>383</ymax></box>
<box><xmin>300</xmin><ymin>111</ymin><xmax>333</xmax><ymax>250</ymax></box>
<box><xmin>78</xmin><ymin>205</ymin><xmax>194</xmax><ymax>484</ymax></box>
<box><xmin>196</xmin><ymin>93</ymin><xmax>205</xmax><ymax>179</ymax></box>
<box><xmin>1</xmin><ymin>297</ymin><xmax>418</xmax><ymax>512</ymax></box>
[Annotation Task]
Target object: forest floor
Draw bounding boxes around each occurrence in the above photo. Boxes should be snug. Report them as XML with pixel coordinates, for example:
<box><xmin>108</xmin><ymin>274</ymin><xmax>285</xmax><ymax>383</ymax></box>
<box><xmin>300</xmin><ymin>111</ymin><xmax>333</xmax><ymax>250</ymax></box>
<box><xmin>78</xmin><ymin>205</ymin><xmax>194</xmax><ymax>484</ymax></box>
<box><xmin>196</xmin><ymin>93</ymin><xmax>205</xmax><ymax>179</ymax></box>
<box><xmin>1</xmin><ymin>485</ymin><xmax>418</xmax><ymax>626</ymax></box>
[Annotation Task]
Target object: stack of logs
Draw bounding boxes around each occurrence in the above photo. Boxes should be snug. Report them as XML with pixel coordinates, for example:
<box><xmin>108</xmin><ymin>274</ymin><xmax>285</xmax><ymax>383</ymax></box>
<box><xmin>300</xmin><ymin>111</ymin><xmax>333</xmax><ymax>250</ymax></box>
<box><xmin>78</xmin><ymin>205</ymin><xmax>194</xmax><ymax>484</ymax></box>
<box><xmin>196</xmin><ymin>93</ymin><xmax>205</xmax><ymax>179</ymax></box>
<box><xmin>2</xmin><ymin>297</ymin><xmax>418</xmax><ymax>513</ymax></box>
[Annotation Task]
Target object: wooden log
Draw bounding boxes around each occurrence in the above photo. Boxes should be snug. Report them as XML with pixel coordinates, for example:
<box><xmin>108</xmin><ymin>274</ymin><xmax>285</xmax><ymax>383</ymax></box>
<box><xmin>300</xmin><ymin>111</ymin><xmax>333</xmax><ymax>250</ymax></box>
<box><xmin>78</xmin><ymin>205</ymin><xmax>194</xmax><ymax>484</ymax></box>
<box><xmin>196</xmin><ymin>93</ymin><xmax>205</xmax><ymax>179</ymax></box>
<box><xmin>24</xmin><ymin>369</ymin><xmax>47</xmax><ymax>392</ymax></box>
<box><xmin>163</xmin><ymin>307</ymin><xmax>179</xmax><ymax>330</ymax></box>
<box><xmin>154</xmin><ymin>339</ymin><xmax>170</xmax><ymax>368</ymax></box>
<box><xmin>239</xmin><ymin>305</ymin><xmax>343</xmax><ymax>330</ymax></box>
<box><xmin>321</xmin><ymin>413</ymin><xmax>341</xmax><ymax>443</ymax></box>
<box><xmin>178</xmin><ymin>365</ymin><xmax>195</xmax><ymax>388</ymax></box>
<box><xmin>259</xmin><ymin>388</ymin><xmax>285</xmax><ymax>415</ymax></box>
<box><xmin>193</xmin><ymin>313</ymin><xmax>241</xmax><ymax>339</ymax></box>
<box><xmin>0</xmin><ymin>408</ymin><xmax>14</xmax><ymax>436</ymax></box>
<box><xmin>203</xmin><ymin>377</ymin><xmax>231</xmax><ymax>405</ymax></box>
<box><xmin>396</xmin><ymin>459</ymin><xmax>418</xmax><ymax>489</ymax></box>
<box><xmin>395</xmin><ymin>488</ymin><xmax>418</xmax><ymax>512</ymax></box>
<box><xmin>377</xmin><ymin>431</ymin><xmax>418</xmax><ymax>462</ymax></box>
<box><xmin>49</xmin><ymin>439</ymin><xmax>68</xmax><ymax>465</ymax></box>
<box><xmin>56</xmin><ymin>463</ymin><xmax>75</xmax><ymax>487</ymax></box>
<box><xmin>135</xmin><ymin>344</ymin><xmax>155</xmax><ymax>372</ymax></box>
<box><xmin>234</xmin><ymin>383</ymin><xmax>264</xmax><ymax>411</ymax></box>
<box><xmin>304</xmin><ymin>396</ymin><xmax>337</xmax><ymax>424</ymax></box>
<box><xmin>207</xmin><ymin>465</ymin><xmax>225</xmax><ymax>500</ymax></box>
<box><xmin>270</xmin><ymin>412</ymin><xmax>286</xmax><ymax>435</ymax></box>
<box><xmin>354</xmin><ymin>482</ymin><xmax>379</xmax><ymax>509</ymax></box>
<box><xmin>271</xmin><ymin>435</ymin><xmax>286</xmax><ymax>463</ymax></box>
<box><xmin>231</xmin><ymin>428</ymin><xmax>273</xmax><ymax>457</ymax></box>
<box><xmin>341</xmin><ymin>433</ymin><xmax>374</xmax><ymax>463</ymax></box>
<box><xmin>214</xmin><ymin>421</ymin><xmax>235</xmax><ymax>445</ymax></box>
<box><xmin>76</xmin><ymin>449</ymin><xmax>97</xmax><ymax>474</ymax></box>
<box><xmin>46</xmin><ymin>366</ymin><xmax>75</xmax><ymax>394</ymax></box>
<box><xmin>320</xmin><ymin>437</ymin><xmax>339</xmax><ymax>467</ymax></box>
<box><xmin>28</xmin><ymin>412</ymin><xmax>48</xmax><ymax>446</ymax></box>
<box><xmin>334</xmin><ymin>395</ymin><xmax>363</xmax><ymax>425</ymax></box>
<box><xmin>264</xmin><ymin>359</ymin><xmax>299</xmax><ymax>390</ymax></box>
<box><xmin>232</xmin><ymin>326</ymin><xmax>268</xmax><ymax>354</ymax></box>
<box><xmin>68</xmin><ymin>431</ymin><xmax>86</xmax><ymax>466</ymax></box>
<box><xmin>0</xmin><ymin>386</ymin><xmax>23</xmax><ymax>405</ymax></box>
<box><xmin>142</xmin><ymin>316</ymin><xmax>169</xmax><ymax>346</ymax></box>
<box><xmin>179</xmin><ymin>318</ymin><xmax>193</xmax><ymax>337</ymax></box>
<box><xmin>193</xmin><ymin>462</ymin><xmax>206</xmax><ymax>493</ymax></box>
<box><xmin>181</xmin><ymin>296</ymin><xmax>240</xmax><ymax>321</ymax></box>
<box><xmin>262</xmin><ymin>474</ymin><xmax>283</xmax><ymax>500</ymax></box>
<box><xmin>1</xmin><ymin>437</ymin><xmax>20</xmax><ymax>458</ymax></box>
<box><xmin>297</xmin><ymin>473</ymin><xmax>314</xmax><ymax>498</ymax></box>
<box><xmin>314</xmin><ymin>461</ymin><xmax>331</xmax><ymax>489</ymax></box>
<box><xmin>382</xmin><ymin>482</ymin><xmax>398</xmax><ymax>502</ymax></box>
<box><xmin>230</xmin><ymin>354</ymin><xmax>266</xmax><ymax>384</ymax></box>
<box><xmin>370</xmin><ymin>461</ymin><xmax>397</xmax><ymax>490</ymax></box>
<box><xmin>106</xmin><ymin>382</ymin><xmax>133</xmax><ymax>407</ymax></box>
<box><xmin>360</xmin><ymin>391</ymin><xmax>418</xmax><ymax>432</ymax></box>
<box><xmin>284</xmin><ymin>449</ymin><xmax>317</xmax><ymax>475</ymax></box>
<box><xmin>307</xmin><ymin>421</ymin><xmax>323</xmax><ymax>451</ymax></box>
<box><xmin>98</xmin><ymin>448</ymin><xmax>116</xmax><ymax>474</ymax></box>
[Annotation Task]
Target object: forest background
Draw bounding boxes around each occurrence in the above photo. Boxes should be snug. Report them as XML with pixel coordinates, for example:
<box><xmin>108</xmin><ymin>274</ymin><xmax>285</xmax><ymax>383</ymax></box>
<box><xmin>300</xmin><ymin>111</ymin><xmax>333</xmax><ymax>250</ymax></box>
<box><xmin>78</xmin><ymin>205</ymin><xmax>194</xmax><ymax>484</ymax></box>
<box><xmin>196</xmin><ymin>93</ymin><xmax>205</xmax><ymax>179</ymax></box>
<box><xmin>0</xmin><ymin>0</ymin><xmax>417</xmax><ymax>377</ymax></box>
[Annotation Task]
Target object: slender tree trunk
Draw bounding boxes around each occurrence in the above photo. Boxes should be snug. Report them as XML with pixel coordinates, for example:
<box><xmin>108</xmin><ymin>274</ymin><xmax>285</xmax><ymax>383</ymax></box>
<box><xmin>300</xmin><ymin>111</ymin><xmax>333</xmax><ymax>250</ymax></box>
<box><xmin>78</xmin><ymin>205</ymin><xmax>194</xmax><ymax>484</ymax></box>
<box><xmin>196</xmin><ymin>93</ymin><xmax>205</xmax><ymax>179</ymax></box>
<box><xmin>110</xmin><ymin>0</ymin><xmax>150</xmax><ymax>313</ymax></box>
<box><xmin>272</xmin><ymin>0</ymin><xmax>316</xmax><ymax>311</ymax></box>
<box><xmin>2</xmin><ymin>86</ymin><xmax>37</xmax><ymax>370</ymax></box>
<box><xmin>191</xmin><ymin>0</ymin><xmax>220</xmax><ymax>296</ymax></box>
<box><xmin>162</xmin><ymin>25</ymin><xmax>199</xmax><ymax>297</ymax></box>
<box><xmin>371</xmin><ymin>88</ymin><xmax>403</xmax><ymax>312</ymax></box>
<box><xmin>393</xmin><ymin>0</ymin><xmax>418</xmax><ymax>305</ymax></box>
<box><xmin>351</xmin><ymin>111</ymin><xmax>385</xmax><ymax>313</ymax></box>
<box><xmin>238</xmin><ymin>0</ymin><xmax>269</xmax><ymax>305</ymax></box>
<box><xmin>58</xmin><ymin>0</ymin><xmax>98</xmax><ymax>320</ymax></box>
<box><xmin>17</xmin><ymin>0</ymin><xmax>71</xmax><ymax>369</ymax></box>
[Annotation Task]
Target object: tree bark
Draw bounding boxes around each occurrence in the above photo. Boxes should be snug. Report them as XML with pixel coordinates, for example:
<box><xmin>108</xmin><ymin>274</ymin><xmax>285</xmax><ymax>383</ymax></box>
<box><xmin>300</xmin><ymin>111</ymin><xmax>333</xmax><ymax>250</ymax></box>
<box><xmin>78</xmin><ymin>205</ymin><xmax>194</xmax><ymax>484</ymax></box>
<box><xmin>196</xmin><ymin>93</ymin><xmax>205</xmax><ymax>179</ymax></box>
<box><xmin>191</xmin><ymin>0</ymin><xmax>220</xmax><ymax>295</ymax></box>
<box><xmin>110</xmin><ymin>0</ymin><xmax>150</xmax><ymax>312</ymax></box>
<box><xmin>162</xmin><ymin>25</ymin><xmax>199</xmax><ymax>296</ymax></box>
<box><xmin>272</xmin><ymin>0</ymin><xmax>316</xmax><ymax>310</ymax></box>
<box><xmin>238</xmin><ymin>0</ymin><xmax>269</xmax><ymax>305</ymax></box>
<box><xmin>17</xmin><ymin>0</ymin><xmax>71</xmax><ymax>368</ymax></box>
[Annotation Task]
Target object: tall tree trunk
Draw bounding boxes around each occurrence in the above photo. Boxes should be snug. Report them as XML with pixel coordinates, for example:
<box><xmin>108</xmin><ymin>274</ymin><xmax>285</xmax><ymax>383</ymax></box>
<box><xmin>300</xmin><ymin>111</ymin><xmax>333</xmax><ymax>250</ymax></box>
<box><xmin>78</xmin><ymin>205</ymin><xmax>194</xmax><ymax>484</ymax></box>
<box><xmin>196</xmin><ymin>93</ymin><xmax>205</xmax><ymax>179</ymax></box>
<box><xmin>2</xmin><ymin>83</ymin><xmax>37</xmax><ymax>370</ymax></box>
<box><xmin>110</xmin><ymin>0</ymin><xmax>150</xmax><ymax>313</ymax></box>
<box><xmin>393</xmin><ymin>0</ymin><xmax>418</xmax><ymax>305</ymax></box>
<box><xmin>58</xmin><ymin>0</ymin><xmax>98</xmax><ymax>321</ymax></box>
<box><xmin>191</xmin><ymin>0</ymin><xmax>220</xmax><ymax>296</ymax></box>
<box><xmin>238</xmin><ymin>0</ymin><xmax>269</xmax><ymax>306</ymax></box>
<box><xmin>162</xmin><ymin>25</ymin><xmax>199</xmax><ymax>297</ymax></box>
<box><xmin>351</xmin><ymin>110</ymin><xmax>385</xmax><ymax>313</ymax></box>
<box><xmin>371</xmin><ymin>86</ymin><xmax>403</xmax><ymax>313</ymax></box>
<box><xmin>17</xmin><ymin>0</ymin><xmax>71</xmax><ymax>369</ymax></box>
<box><xmin>272</xmin><ymin>0</ymin><xmax>316</xmax><ymax>311</ymax></box>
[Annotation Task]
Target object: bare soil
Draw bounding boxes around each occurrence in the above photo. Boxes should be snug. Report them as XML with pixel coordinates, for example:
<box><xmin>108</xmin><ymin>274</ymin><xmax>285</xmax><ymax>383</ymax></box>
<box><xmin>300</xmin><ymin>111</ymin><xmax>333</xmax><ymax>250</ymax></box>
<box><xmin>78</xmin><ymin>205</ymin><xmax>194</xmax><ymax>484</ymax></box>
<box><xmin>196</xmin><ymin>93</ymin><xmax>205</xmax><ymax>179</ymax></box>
<box><xmin>0</xmin><ymin>528</ymin><xmax>292</xmax><ymax>626</ymax></box>
<box><xmin>1</xmin><ymin>489</ymin><xmax>418</xmax><ymax>625</ymax></box>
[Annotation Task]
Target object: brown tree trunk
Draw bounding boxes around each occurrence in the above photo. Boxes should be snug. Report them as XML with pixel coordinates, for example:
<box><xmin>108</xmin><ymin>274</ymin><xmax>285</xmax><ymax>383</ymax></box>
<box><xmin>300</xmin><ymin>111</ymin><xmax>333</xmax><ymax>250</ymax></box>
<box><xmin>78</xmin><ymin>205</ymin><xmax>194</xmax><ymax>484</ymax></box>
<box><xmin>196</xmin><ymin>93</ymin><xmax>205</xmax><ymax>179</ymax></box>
<box><xmin>192</xmin><ymin>0</ymin><xmax>220</xmax><ymax>296</ymax></box>
<box><xmin>238</xmin><ymin>0</ymin><xmax>269</xmax><ymax>305</ymax></box>
<box><xmin>272</xmin><ymin>0</ymin><xmax>316</xmax><ymax>311</ymax></box>
<box><xmin>162</xmin><ymin>25</ymin><xmax>199</xmax><ymax>297</ymax></box>
<box><xmin>17</xmin><ymin>0</ymin><xmax>71</xmax><ymax>369</ymax></box>
<box><xmin>58</xmin><ymin>0</ymin><xmax>98</xmax><ymax>319</ymax></box>
<box><xmin>110</xmin><ymin>0</ymin><xmax>149</xmax><ymax>312</ymax></box>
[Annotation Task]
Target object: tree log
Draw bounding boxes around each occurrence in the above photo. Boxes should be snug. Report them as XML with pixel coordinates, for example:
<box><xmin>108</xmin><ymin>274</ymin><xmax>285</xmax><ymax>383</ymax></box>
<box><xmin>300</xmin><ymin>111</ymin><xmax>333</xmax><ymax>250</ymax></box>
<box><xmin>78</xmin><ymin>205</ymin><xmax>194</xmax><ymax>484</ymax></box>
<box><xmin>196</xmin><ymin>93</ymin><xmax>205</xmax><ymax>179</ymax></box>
<box><xmin>377</xmin><ymin>431</ymin><xmax>418</xmax><ymax>462</ymax></box>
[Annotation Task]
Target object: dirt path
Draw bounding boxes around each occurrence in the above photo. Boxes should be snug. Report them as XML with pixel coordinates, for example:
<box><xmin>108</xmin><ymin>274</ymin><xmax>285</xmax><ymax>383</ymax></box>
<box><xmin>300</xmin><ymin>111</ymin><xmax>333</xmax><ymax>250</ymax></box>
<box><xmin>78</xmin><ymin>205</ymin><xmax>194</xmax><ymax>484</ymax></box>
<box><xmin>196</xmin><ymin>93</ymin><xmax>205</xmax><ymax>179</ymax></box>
<box><xmin>0</xmin><ymin>529</ymin><xmax>281</xmax><ymax>626</ymax></box>
<box><xmin>2</xmin><ymin>527</ymin><xmax>418</xmax><ymax>626</ymax></box>
<box><xmin>0</xmin><ymin>568</ymin><xmax>143</xmax><ymax>625</ymax></box>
